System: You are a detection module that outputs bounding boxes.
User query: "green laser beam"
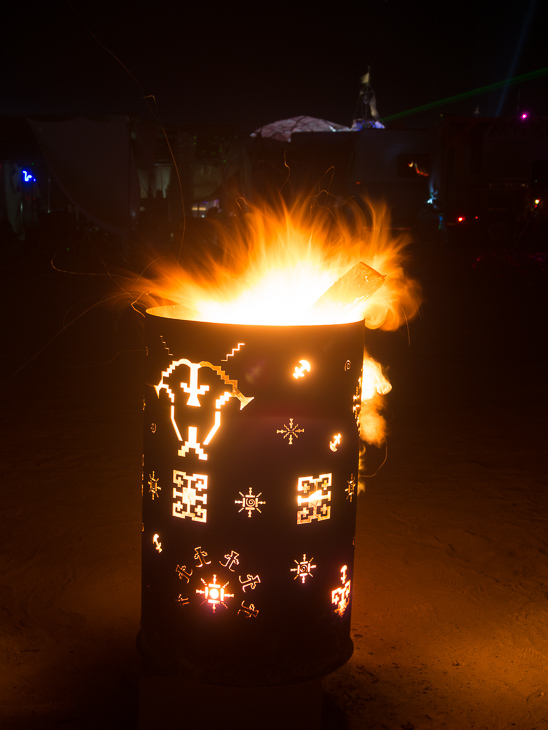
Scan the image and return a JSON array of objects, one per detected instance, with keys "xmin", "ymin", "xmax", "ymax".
[{"xmin": 383, "ymin": 67, "xmax": 548, "ymax": 122}]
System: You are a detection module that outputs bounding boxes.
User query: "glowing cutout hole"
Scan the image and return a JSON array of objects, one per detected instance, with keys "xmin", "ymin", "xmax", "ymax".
[{"xmin": 292, "ymin": 359, "xmax": 311, "ymax": 379}]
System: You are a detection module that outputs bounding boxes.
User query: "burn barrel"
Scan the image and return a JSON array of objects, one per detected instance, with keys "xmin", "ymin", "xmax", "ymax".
[{"xmin": 139, "ymin": 305, "xmax": 364, "ymax": 687}]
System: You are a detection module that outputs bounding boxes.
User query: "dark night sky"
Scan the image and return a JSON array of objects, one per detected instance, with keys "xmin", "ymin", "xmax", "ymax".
[{"xmin": 2, "ymin": 0, "xmax": 546, "ymax": 130}]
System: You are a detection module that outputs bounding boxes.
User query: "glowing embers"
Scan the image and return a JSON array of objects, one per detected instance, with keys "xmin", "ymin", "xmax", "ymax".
[
  {"xmin": 292, "ymin": 359, "xmax": 311, "ymax": 379},
  {"xmin": 297, "ymin": 473, "xmax": 332, "ymax": 524},
  {"xmin": 173, "ymin": 471, "xmax": 208, "ymax": 522},
  {"xmin": 197, "ymin": 575, "xmax": 234, "ymax": 612},
  {"xmin": 291, "ymin": 554, "xmax": 316, "ymax": 583},
  {"xmin": 276, "ymin": 417, "xmax": 305, "ymax": 445},
  {"xmin": 154, "ymin": 351, "xmax": 253, "ymax": 461},
  {"xmin": 148, "ymin": 471, "xmax": 161, "ymax": 500},
  {"xmin": 331, "ymin": 565, "xmax": 351, "ymax": 617},
  {"xmin": 235, "ymin": 487, "xmax": 265, "ymax": 517}
]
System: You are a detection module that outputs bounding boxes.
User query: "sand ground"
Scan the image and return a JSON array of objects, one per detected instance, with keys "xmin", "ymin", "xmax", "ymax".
[{"xmin": 1, "ymin": 234, "xmax": 547, "ymax": 729}]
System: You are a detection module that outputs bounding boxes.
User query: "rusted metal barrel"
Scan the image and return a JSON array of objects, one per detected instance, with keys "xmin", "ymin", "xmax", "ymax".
[{"xmin": 139, "ymin": 305, "xmax": 363, "ymax": 687}]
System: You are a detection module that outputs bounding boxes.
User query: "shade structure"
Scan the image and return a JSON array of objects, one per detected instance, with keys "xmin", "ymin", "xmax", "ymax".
[{"xmin": 139, "ymin": 306, "xmax": 364, "ymax": 686}]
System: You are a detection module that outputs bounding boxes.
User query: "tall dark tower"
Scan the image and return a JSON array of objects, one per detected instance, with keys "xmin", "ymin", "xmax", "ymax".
[{"xmin": 352, "ymin": 68, "xmax": 385, "ymax": 130}]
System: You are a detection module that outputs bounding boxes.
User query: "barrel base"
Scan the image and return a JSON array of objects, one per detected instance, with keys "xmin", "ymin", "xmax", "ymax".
[{"xmin": 138, "ymin": 674, "xmax": 322, "ymax": 730}]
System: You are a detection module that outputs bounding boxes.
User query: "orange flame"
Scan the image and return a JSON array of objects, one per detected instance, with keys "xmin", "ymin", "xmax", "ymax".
[
  {"xmin": 138, "ymin": 197, "xmax": 421, "ymax": 329},
  {"xmin": 359, "ymin": 354, "xmax": 392, "ymax": 447},
  {"xmin": 132, "ymin": 197, "xmax": 420, "ymax": 465}
]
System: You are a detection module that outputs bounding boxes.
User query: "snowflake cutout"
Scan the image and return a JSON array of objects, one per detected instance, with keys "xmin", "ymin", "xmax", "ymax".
[{"xmin": 276, "ymin": 417, "xmax": 304, "ymax": 445}]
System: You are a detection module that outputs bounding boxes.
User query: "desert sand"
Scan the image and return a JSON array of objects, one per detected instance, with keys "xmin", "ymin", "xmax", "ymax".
[{"xmin": 1, "ymin": 234, "xmax": 547, "ymax": 729}]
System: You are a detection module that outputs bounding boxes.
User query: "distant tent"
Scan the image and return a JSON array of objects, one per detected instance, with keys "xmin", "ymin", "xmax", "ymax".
[
  {"xmin": 251, "ymin": 116, "xmax": 352, "ymax": 143},
  {"xmin": 28, "ymin": 116, "xmax": 156, "ymax": 237}
]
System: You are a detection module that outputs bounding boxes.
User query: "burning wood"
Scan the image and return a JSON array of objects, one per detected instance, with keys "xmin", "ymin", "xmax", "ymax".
[{"xmin": 311, "ymin": 261, "xmax": 385, "ymax": 317}]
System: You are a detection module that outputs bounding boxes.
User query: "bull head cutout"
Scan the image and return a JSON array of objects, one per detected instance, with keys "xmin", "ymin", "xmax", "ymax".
[{"xmin": 155, "ymin": 358, "xmax": 253, "ymax": 460}]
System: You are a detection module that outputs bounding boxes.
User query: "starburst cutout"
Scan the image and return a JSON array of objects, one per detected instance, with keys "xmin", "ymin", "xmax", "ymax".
[
  {"xmin": 235, "ymin": 487, "xmax": 265, "ymax": 517},
  {"xmin": 291, "ymin": 554, "xmax": 316, "ymax": 583},
  {"xmin": 196, "ymin": 575, "xmax": 234, "ymax": 612}
]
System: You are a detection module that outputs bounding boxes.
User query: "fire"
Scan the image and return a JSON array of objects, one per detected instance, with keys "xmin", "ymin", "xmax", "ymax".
[
  {"xmin": 362, "ymin": 356, "xmax": 392, "ymax": 401},
  {"xmin": 359, "ymin": 355, "xmax": 392, "ymax": 447},
  {"xmin": 138, "ymin": 197, "xmax": 421, "ymax": 330},
  {"xmin": 134, "ymin": 196, "xmax": 420, "ymax": 455}
]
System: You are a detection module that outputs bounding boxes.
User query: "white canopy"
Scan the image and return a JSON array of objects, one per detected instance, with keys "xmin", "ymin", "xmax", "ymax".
[{"xmin": 251, "ymin": 115, "xmax": 352, "ymax": 142}]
